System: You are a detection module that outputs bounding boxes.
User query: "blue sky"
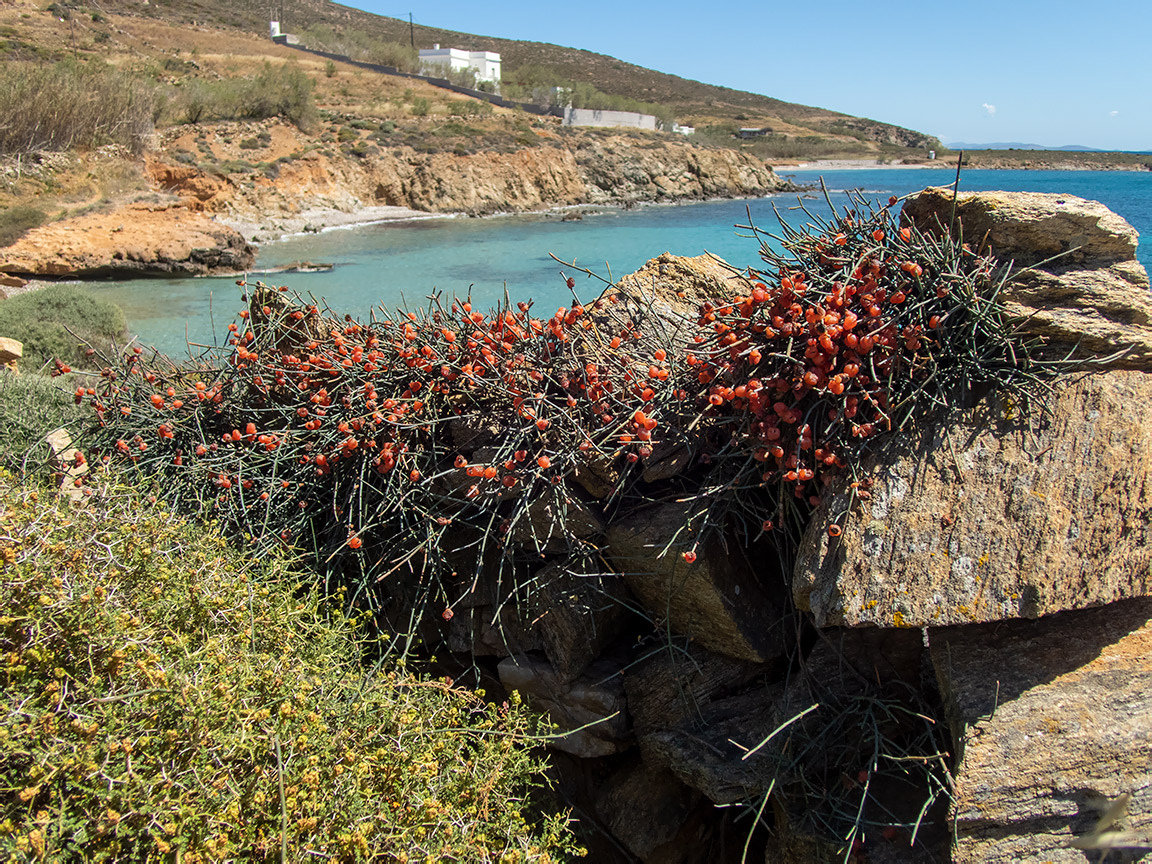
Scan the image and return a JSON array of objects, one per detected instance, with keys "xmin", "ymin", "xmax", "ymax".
[{"xmin": 343, "ymin": 0, "xmax": 1150, "ymax": 151}]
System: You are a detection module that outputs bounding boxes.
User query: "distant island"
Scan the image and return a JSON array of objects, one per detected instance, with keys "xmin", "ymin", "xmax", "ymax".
[{"xmin": 946, "ymin": 141, "xmax": 1109, "ymax": 152}]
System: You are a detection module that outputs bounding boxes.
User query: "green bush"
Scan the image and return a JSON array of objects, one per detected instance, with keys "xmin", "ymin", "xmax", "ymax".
[
  {"xmin": 0, "ymin": 60, "xmax": 161, "ymax": 155},
  {"xmin": 0, "ymin": 371, "xmax": 81, "ymax": 471},
  {"xmin": 367, "ymin": 41, "xmax": 418, "ymax": 72},
  {"xmin": 410, "ymin": 96, "xmax": 430, "ymax": 117},
  {"xmin": 296, "ymin": 24, "xmax": 417, "ymax": 72},
  {"xmin": 173, "ymin": 64, "xmax": 317, "ymax": 132},
  {"xmin": 0, "ymin": 284, "xmax": 127, "ymax": 372},
  {"xmin": 448, "ymin": 99, "xmax": 494, "ymax": 119},
  {"xmin": 0, "ymin": 205, "xmax": 47, "ymax": 248},
  {"xmin": 0, "ymin": 472, "xmax": 578, "ymax": 861}
]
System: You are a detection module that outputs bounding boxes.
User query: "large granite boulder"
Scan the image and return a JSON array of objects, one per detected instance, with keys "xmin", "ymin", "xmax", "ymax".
[
  {"xmin": 794, "ymin": 370, "xmax": 1152, "ymax": 627},
  {"xmin": 796, "ymin": 189, "xmax": 1152, "ymax": 628},
  {"xmin": 902, "ymin": 187, "xmax": 1139, "ymax": 268},
  {"xmin": 904, "ymin": 187, "xmax": 1152, "ymax": 368},
  {"xmin": 929, "ymin": 598, "xmax": 1152, "ymax": 862}
]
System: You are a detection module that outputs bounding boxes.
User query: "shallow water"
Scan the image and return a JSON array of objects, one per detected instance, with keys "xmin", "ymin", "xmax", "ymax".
[{"xmin": 84, "ymin": 168, "xmax": 1152, "ymax": 358}]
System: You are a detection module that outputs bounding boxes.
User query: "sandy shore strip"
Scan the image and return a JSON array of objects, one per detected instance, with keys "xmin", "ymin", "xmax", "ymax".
[
  {"xmin": 220, "ymin": 205, "xmax": 443, "ymax": 244},
  {"xmin": 773, "ymin": 159, "xmax": 939, "ymax": 172}
]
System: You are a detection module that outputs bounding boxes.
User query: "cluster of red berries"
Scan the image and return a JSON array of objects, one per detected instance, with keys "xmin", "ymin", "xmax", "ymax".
[{"xmin": 82, "ymin": 198, "xmax": 1002, "ymax": 582}]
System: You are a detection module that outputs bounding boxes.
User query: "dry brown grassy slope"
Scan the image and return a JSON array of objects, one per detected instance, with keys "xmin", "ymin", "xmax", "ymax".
[
  {"xmin": 0, "ymin": 0, "xmax": 942, "ymax": 245},
  {"xmin": 73, "ymin": 0, "xmax": 938, "ymax": 154}
]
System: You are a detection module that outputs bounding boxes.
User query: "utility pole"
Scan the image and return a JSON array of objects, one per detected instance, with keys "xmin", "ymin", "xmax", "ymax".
[{"xmin": 409, "ymin": 13, "xmax": 414, "ymax": 48}]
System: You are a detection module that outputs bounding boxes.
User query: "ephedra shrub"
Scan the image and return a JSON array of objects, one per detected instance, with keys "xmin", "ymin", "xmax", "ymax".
[{"xmin": 75, "ymin": 191, "xmax": 1082, "ymax": 646}]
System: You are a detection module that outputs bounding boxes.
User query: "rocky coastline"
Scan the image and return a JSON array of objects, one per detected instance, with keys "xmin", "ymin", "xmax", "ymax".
[{"xmin": 0, "ymin": 126, "xmax": 794, "ymax": 283}]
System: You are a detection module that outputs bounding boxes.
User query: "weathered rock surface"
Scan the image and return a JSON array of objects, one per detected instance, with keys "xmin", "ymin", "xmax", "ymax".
[
  {"xmin": 904, "ymin": 187, "xmax": 1152, "ymax": 369},
  {"xmin": 930, "ymin": 598, "xmax": 1152, "ymax": 862},
  {"xmin": 615, "ymin": 251, "xmax": 752, "ymax": 316},
  {"xmin": 623, "ymin": 643, "xmax": 771, "ymax": 736},
  {"xmin": 639, "ymin": 636, "xmax": 893, "ymax": 805},
  {"xmin": 794, "ymin": 370, "xmax": 1152, "ymax": 627},
  {"xmin": 575, "ymin": 136, "xmax": 789, "ymax": 206},
  {"xmin": 524, "ymin": 561, "xmax": 629, "ymax": 684},
  {"xmin": 497, "ymin": 655, "xmax": 629, "ymax": 757},
  {"xmin": 188, "ymin": 125, "xmax": 791, "ymax": 230},
  {"xmin": 903, "ymin": 187, "xmax": 1140, "ymax": 268},
  {"xmin": 45, "ymin": 427, "xmax": 88, "ymax": 502},
  {"xmin": 0, "ymin": 204, "xmax": 254, "ymax": 278},
  {"xmin": 594, "ymin": 759, "xmax": 700, "ymax": 861},
  {"xmin": 1000, "ymin": 262, "xmax": 1152, "ymax": 369},
  {"xmin": 0, "ymin": 337, "xmax": 22, "ymax": 373},
  {"xmin": 606, "ymin": 503, "xmax": 786, "ymax": 663},
  {"xmin": 640, "ymin": 686, "xmax": 784, "ymax": 804},
  {"xmin": 368, "ymin": 146, "xmax": 587, "ymax": 215}
]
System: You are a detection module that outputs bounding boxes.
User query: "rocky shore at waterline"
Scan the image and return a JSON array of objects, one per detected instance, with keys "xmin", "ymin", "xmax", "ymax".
[{"xmin": 0, "ymin": 127, "xmax": 793, "ymax": 282}]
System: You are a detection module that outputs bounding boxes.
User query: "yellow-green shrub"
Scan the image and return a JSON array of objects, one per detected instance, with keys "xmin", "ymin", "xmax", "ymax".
[{"xmin": 0, "ymin": 473, "xmax": 577, "ymax": 862}]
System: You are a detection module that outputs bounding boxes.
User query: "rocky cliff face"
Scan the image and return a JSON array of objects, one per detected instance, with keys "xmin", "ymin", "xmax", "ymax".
[
  {"xmin": 0, "ymin": 126, "xmax": 790, "ymax": 280},
  {"xmin": 571, "ymin": 135, "xmax": 786, "ymax": 206},
  {"xmin": 0, "ymin": 203, "xmax": 253, "ymax": 279},
  {"xmin": 210, "ymin": 131, "xmax": 791, "ymax": 223}
]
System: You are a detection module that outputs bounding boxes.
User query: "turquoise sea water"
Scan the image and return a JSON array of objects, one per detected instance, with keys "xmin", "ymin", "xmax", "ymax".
[{"xmin": 86, "ymin": 168, "xmax": 1152, "ymax": 358}]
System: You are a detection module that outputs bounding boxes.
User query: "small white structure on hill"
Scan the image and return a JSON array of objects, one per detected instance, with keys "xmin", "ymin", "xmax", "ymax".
[
  {"xmin": 418, "ymin": 44, "xmax": 501, "ymax": 85},
  {"xmin": 269, "ymin": 20, "xmax": 299, "ymax": 45}
]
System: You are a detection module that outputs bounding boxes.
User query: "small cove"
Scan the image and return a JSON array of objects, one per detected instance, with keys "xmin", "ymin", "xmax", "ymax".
[{"xmin": 85, "ymin": 168, "xmax": 1152, "ymax": 358}]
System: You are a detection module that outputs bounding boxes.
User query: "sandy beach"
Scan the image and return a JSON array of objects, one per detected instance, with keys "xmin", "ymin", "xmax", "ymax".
[
  {"xmin": 220, "ymin": 205, "xmax": 444, "ymax": 244},
  {"xmin": 772, "ymin": 159, "xmax": 939, "ymax": 172}
]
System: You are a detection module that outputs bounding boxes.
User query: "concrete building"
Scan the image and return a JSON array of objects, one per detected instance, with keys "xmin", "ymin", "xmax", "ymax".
[{"xmin": 418, "ymin": 44, "xmax": 501, "ymax": 85}]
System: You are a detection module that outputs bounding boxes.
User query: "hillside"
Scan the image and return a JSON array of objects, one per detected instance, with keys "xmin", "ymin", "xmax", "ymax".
[
  {"xmin": 82, "ymin": 0, "xmax": 940, "ymax": 156},
  {"xmin": 0, "ymin": 0, "xmax": 945, "ymax": 280}
]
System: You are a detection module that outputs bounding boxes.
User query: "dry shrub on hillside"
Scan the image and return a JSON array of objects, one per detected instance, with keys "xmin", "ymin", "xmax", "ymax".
[
  {"xmin": 0, "ymin": 60, "xmax": 161, "ymax": 155},
  {"xmin": 0, "ymin": 472, "xmax": 578, "ymax": 861}
]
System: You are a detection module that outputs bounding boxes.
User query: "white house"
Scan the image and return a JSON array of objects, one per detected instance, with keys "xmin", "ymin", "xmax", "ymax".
[{"xmin": 418, "ymin": 44, "xmax": 501, "ymax": 85}]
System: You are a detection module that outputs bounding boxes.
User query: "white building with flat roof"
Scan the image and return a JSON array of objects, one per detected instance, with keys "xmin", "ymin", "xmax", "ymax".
[{"xmin": 418, "ymin": 44, "xmax": 501, "ymax": 84}]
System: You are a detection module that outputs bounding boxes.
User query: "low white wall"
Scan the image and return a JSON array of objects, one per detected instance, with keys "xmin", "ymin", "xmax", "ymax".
[{"xmin": 563, "ymin": 108, "xmax": 657, "ymax": 130}]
